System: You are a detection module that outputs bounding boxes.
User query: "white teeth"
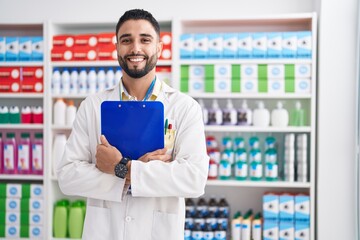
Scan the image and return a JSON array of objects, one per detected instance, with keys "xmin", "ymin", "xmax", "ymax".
[{"xmin": 128, "ymin": 58, "xmax": 144, "ymax": 62}]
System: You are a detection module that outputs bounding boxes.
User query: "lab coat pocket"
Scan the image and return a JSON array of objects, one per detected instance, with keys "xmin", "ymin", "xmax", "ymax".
[
  {"xmin": 151, "ymin": 211, "xmax": 179, "ymax": 240},
  {"xmin": 164, "ymin": 118, "xmax": 176, "ymax": 155},
  {"xmin": 82, "ymin": 205, "xmax": 111, "ymax": 240}
]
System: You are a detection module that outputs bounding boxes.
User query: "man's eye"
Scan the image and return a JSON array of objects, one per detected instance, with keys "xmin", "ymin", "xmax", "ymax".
[
  {"xmin": 142, "ymin": 39, "xmax": 151, "ymax": 43},
  {"xmin": 121, "ymin": 39, "xmax": 130, "ymax": 43}
]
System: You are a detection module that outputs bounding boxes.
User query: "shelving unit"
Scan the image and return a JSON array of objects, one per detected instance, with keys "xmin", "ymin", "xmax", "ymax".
[{"xmin": 173, "ymin": 13, "xmax": 317, "ymax": 239}]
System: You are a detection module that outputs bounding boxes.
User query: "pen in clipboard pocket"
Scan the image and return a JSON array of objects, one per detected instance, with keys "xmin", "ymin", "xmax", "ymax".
[{"xmin": 164, "ymin": 118, "xmax": 168, "ymax": 135}]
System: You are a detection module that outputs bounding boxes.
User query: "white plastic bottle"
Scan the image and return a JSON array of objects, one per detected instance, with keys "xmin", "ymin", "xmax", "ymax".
[
  {"xmin": 53, "ymin": 98, "xmax": 66, "ymax": 126},
  {"xmin": 97, "ymin": 67, "xmax": 106, "ymax": 92},
  {"xmin": 223, "ymin": 99, "xmax": 237, "ymax": 125},
  {"xmin": 52, "ymin": 68, "xmax": 61, "ymax": 94},
  {"xmin": 198, "ymin": 99, "xmax": 208, "ymax": 125},
  {"xmin": 105, "ymin": 67, "xmax": 115, "ymax": 89},
  {"xmin": 114, "ymin": 67, "xmax": 122, "ymax": 86},
  {"xmin": 208, "ymin": 99, "xmax": 223, "ymax": 125},
  {"xmin": 66, "ymin": 100, "xmax": 77, "ymax": 126},
  {"xmin": 252, "ymin": 101, "xmax": 270, "ymax": 127},
  {"xmin": 70, "ymin": 68, "xmax": 79, "ymax": 94},
  {"xmin": 52, "ymin": 134, "xmax": 67, "ymax": 177},
  {"xmin": 60, "ymin": 68, "xmax": 70, "ymax": 95},
  {"xmin": 88, "ymin": 67, "xmax": 97, "ymax": 94},
  {"xmin": 237, "ymin": 100, "xmax": 252, "ymax": 126},
  {"xmin": 78, "ymin": 68, "xmax": 88, "ymax": 94},
  {"xmin": 271, "ymin": 101, "xmax": 289, "ymax": 127}
]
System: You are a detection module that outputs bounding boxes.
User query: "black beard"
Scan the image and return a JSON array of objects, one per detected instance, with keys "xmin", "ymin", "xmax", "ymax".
[{"xmin": 118, "ymin": 53, "xmax": 157, "ymax": 78}]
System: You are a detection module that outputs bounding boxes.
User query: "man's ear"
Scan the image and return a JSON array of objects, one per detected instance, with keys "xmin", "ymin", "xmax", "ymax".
[{"xmin": 157, "ymin": 41, "xmax": 163, "ymax": 58}]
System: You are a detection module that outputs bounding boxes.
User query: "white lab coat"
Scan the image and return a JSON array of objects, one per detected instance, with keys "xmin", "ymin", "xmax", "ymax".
[{"xmin": 56, "ymin": 80, "xmax": 209, "ymax": 240}]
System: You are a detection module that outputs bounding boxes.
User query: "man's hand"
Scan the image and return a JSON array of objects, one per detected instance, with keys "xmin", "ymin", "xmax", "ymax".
[
  {"xmin": 96, "ymin": 135, "xmax": 122, "ymax": 175},
  {"xmin": 138, "ymin": 148, "xmax": 172, "ymax": 163}
]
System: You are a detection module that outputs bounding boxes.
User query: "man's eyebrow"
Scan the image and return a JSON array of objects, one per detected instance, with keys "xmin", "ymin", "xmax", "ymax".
[
  {"xmin": 140, "ymin": 33, "xmax": 154, "ymax": 38},
  {"xmin": 119, "ymin": 33, "xmax": 131, "ymax": 40}
]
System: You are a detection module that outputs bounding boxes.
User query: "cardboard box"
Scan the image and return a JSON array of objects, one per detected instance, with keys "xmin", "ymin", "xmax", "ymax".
[
  {"xmin": 53, "ymin": 34, "xmax": 75, "ymax": 48},
  {"xmin": 268, "ymin": 64, "xmax": 285, "ymax": 79},
  {"xmin": 208, "ymin": 33, "xmax": 223, "ymax": 58},
  {"xmin": 238, "ymin": 33, "xmax": 252, "ymax": 58},
  {"xmin": 21, "ymin": 67, "xmax": 44, "ymax": 92},
  {"xmin": 282, "ymin": 32, "xmax": 297, "ymax": 58},
  {"xmin": 222, "ymin": 33, "xmax": 237, "ymax": 58},
  {"xmin": 188, "ymin": 79, "xmax": 204, "ymax": 93},
  {"xmin": 215, "ymin": 64, "xmax": 231, "ymax": 78},
  {"xmin": 6, "ymin": 225, "xmax": 19, "ymax": 238},
  {"xmin": 263, "ymin": 220, "xmax": 279, "ymax": 240},
  {"xmin": 295, "ymin": 64, "xmax": 311, "ymax": 78},
  {"xmin": 160, "ymin": 32, "xmax": 172, "ymax": 47},
  {"xmin": 189, "ymin": 65, "xmax": 205, "ymax": 79},
  {"xmin": 6, "ymin": 212, "xmax": 20, "ymax": 225},
  {"xmin": 268, "ymin": 79, "xmax": 285, "ymax": 94},
  {"xmin": 6, "ymin": 198, "xmax": 20, "ymax": 212},
  {"xmin": 279, "ymin": 221, "xmax": 294, "ymax": 240},
  {"xmin": 295, "ymin": 79, "xmax": 311, "ymax": 93},
  {"xmin": 295, "ymin": 222, "xmax": 310, "ymax": 240},
  {"xmin": 241, "ymin": 79, "xmax": 258, "ymax": 93},
  {"xmin": 267, "ymin": 32, "xmax": 282, "ymax": 58},
  {"xmin": 297, "ymin": 31, "xmax": 312, "ymax": 58},
  {"xmin": 5, "ymin": 37, "xmax": 19, "ymax": 61},
  {"xmin": 75, "ymin": 34, "xmax": 98, "ymax": 47},
  {"xmin": 51, "ymin": 47, "xmax": 73, "ymax": 61},
  {"xmin": 241, "ymin": 64, "xmax": 258, "ymax": 79},
  {"xmin": 214, "ymin": 78, "xmax": 231, "ymax": 93},
  {"xmin": 194, "ymin": 34, "xmax": 208, "ymax": 58},
  {"xmin": 180, "ymin": 34, "xmax": 194, "ymax": 59},
  {"xmin": 252, "ymin": 33, "xmax": 267, "ymax": 58},
  {"xmin": 295, "ymin": 194, "xmax": 310, "ymax": 222},
  {"xmin": 19, "ymin": 37, "xmax": 32, "ymax": 61},
  {"xmin": 0, "ymin": 67, "xmax": 21, "ymax": 92},
  {"xmin": 263, "ymin": 193, "xmax": 279, "ymax": 220},
  {"xmin": 97, "ymin": 45, "xmax": 117, "ymax": 60},
  {"xmin": 279, "ymin": 194, "xmax": 295, "ymax": 221},
  {"xmin": 31, "ymin": 37, "xmax": 43, "ymax": 61},
  {"xmin": 73, "ymin": 46, "xmax": 97, "ymax": 61}
]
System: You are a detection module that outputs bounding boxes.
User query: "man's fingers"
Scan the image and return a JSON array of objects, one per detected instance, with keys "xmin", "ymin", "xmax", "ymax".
[{"xmin": 100, "ymin": 135, "xmax": 111, "ymax": 147}]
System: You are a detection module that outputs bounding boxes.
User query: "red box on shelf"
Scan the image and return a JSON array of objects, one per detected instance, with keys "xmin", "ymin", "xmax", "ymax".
[
  {"xmin": 97, "ymin": 32, "xmax": 117, "ymax": 46},
  {"xmin": 51, "ymin": 47, "xmax": 73, "ymax": 61},
  {"xmin": 75, "ymin": 34, "xmax": 98, "ymax": 47},
  {"xmin": 21, "ymin": 67, "xmax": 44, "ymax": 92},
  {"xmin": 160, "ymin": 45, "xmax": 172, "ymax": 60},
  {"xmin": 73, "ymin": 46, "xmax": 97, "ymax": 61},
  {"xmin": 53, "ymin": 35, "xmax": 75, "ymax": 48},
  {"xmin": 160, "ymin": 32, "xmax": 172, "ymax": 47},
  {"xmin": 97, "ymin": 45, "xmax": 117, "ymax": 61},
  {"xmin": 0, "ymin": 67, "xmax": 21, "ymax": 92}
]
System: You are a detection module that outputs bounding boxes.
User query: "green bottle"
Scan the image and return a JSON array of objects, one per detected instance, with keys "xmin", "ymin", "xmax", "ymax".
[
  {"xmin": 53, "ymin": 199, "xmax": 70, "ymax": 238},
  {"xmin": 290, "ymin": 101, "xmax": 305, "ymax": 126},
  {"xmin": 68, "ymin": 200, "xmax": 85, "ymax": 238}
]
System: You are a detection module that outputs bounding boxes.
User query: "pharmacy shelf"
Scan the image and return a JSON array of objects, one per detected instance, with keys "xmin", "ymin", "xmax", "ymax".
[
  {"xmin": 52, "ymin": 94, "xmax": 88, "ymax": 99},
  {"xmin": 204, "ymin": 125, "xmax": 311, "ymax": 132},
  {"xmin": 189, "ymin": 93, "xmax": 312, "ymax": 99},
  {"xmin": 206, "ymin": 179, "xmax": 310, "ymax": 188},
  {"xmin": 50, "ymin": 60, "xmax": 172, "ymax": 67},
  {"xmin": 0, "ymin": 93, "xmax": 44, "ymax": 98},
  {"xmin": 0, "ymin": 62, "xmax": 43, "ymax": 67},
  {"xmin": 0, "ymin": 124, "xmax": 44, "ymax": 129},
  {"xmin": 179, "ymin": 58, "xmax": 312, "ymax": 65},
  {"xmin": 0, "ymin": 174, "xmax": 43, "ymax": 181}
]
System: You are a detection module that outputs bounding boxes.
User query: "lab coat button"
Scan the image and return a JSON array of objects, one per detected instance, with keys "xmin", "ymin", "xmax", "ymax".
[{"xmin": 125, "ymin": 216, "xmax": 131, "ymax": 222}]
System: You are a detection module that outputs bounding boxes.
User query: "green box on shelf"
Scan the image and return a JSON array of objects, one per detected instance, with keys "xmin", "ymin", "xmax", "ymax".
[
  {"xmin": 285, "ymin": 78, "xmax": 295, "ymax": 92},
  {"xmin": 258, "ymin": 64, "xmax": 267, "ymax": 80},
  {"xmin": 180, "ymin": 81, "xmax": 189, "ymax": 93},
  {"xmin": 231, "ymin": 64, "xmax": 241, "ymax": 78},
  {"xmin": 285, "ymin": 64, "xmax": 295, "ymax": 78},
  {"xmin": 258, "ymin": 79, "xmax": 268, "ymax": 93},
  {"xmin": 205, "ymin": 79, "xmax": 214, "ymax": 93},
  {"xmin": 180, "ymin": 65, "xmax": 189, "ymax": 79},
  {"xmin": 205, "ymin": 65, "xmax": 215, "ymax": 79}
]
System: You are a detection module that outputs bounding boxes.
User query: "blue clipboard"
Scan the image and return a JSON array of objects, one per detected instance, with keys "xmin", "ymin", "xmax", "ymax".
[{"xmin": 101, "ymin": 101, "xmax": 165, "ymax": 160}]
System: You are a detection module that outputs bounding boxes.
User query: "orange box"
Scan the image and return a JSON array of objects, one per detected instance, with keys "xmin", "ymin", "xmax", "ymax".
[
  {"xmin": 51, "ymin": 47, "xmax": 73, "ymax": 61},
  {"xmin": 75, "ymin": 34, "xmax": 98, "ymax": 47},
  {"xmin": 97, "ymin": 33, "xmax": 117, "ymax": 46},
  {"xmin": 53, "ymin": 35, "xmax": 75, "ymax": 48},
  {"xmin": 0, "ymin": 67, "xmax": 21, "ymax": 92},
  {"xmin": 73, "ymin": 46, "xmax": 97, "ymax": 61},
  {"xmin": 21, "ymin": 67, "xmax": 44, "ymax": 92},
  {"xmin": 97, "ymin": 45, "xmax": 117, "ymax": 60}
]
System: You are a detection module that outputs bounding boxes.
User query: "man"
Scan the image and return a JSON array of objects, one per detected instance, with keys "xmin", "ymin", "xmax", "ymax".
[{"xmin": 56, "ymin": 9, "xmax": 209, "ymax": 240}]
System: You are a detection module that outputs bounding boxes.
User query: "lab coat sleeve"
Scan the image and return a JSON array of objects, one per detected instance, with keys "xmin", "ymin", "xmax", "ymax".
[
  {"xmin": 56, "ymin": 98, "xmax": 127, "ymax": 202},
  {"xmin": 131, "ymin": 100, "xmax": 209, "ymax": 198}
]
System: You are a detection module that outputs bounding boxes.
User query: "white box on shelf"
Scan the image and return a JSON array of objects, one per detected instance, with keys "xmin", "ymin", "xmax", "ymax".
[
  {"xmin": 267, "ymin": 32, "xmax": 282, "ymax": 58},
  {"xmin": 188, "ymin": 79, "xmax": 204, "ymax": 93},
  {"xmin": 282, "ymin": 32, "xmax": 297, "ymax": 58},
  {"xmin": 29, "ymin": 199, "xmax": 44, "ymax": 212},
  {"xmin": 295, "ymin": 79, "xmax": 311, "ymax": 93},
  {"xmin": 241, "ymin": 64, "xmax": 258, "ymax": 79},
  {"xmin": 30, "ymin": 184, "xmax": 44, "ymax": 199},
  {"xmin": 215, "ymin": 64, "xmax": 231, "ymax": 78},
  {"xmin": 252, "ymin": 32, "xmax": 267, "ymax": 58},
  {"xmin": 222, "ymin": 33, "xmax": 237, "ymax": 58},
  {"xmin": 214, "ymin": 78, "xmax": 231, "ymax": 93},
  {"xmin": 268, "ymin": 79, "xmax": 285, "ymax": 94},
  {"xmin": 268, "ymin": 64, "xmax": 285, "ymax": 79},
  {"xmin": 238, "ymin": 32, "xmax": 252, "ymax": 58},
  {"xmin": 241, "ymin": 79, "xmax": 258, "ymax": 93},
  {"xmin": 295, "ymin": 64, "xmax": 311, "ymax": 78},
  {"xmin": 6, "ymin": 212, "xmax": 20, "ymax": 225},
  {"xmin": 6, "ymin": 198, "xmax": 20, "ymax": 212},
  {"xmin": 189, "ymin": 65, "xmax": 205, "ymax": 79},
  {"xmin": 30, "ymin": 225, "xmax": 43, "ymax": 238},
  {"xmin": 30, "ymin": 212, "xmax": 44, "ymax": 225},
  {"xmin": 6, "ymin": 225, "xmax": 20, "ymax": 238},
  {"xmin": 208, "ymin": 33, "xmax": 223, "ymax": 58},
  {"xmin": 7, "ymin": 184, "xmax": 22, "ymax": 198},
  {"xmin": 180, "ymin": 34, "xmax": 194, "ymax": 59},
  {"xmin": 194, "ymin": 34, "xmax": 208, "ymax": 58},
  {"xmin": 297, "ymin": 31, "xmax": 312, "ymax": 58}
]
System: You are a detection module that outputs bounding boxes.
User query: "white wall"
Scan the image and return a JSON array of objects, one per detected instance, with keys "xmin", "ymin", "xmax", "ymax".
[
  {"xmin": 1, "ymin": 0, "xmax": 358, "ymax": 239},
  {"xmin": 316, "ymin": 0, "xmax": 357, "ymax": 239}
]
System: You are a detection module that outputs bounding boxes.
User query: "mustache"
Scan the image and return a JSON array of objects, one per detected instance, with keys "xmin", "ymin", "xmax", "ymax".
[{"xmin": 124, "ymin": 54, "xmax": 148, "ymax": 59}]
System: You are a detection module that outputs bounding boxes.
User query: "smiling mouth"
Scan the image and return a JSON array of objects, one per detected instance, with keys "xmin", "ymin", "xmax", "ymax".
[{"xmin": 127, "ymin": 55, "xmax": 146, "ymax": 63}]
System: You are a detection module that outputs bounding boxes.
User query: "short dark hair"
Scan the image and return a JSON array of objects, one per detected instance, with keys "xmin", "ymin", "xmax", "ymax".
[{"xmin": 115, "ymin": 9, "xmax": 160, "ymax": 40}]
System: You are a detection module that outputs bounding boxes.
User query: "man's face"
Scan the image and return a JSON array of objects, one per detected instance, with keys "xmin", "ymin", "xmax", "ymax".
[{"xmin": 116, "ymin": 19, "xmax": 162, "ymax": 79}]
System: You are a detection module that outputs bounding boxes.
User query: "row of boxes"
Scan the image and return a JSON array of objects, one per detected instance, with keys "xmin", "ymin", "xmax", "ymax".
[
  {"xmin": 263, "ymin": 220, "xmax": 309, "ymax": 240},
  {"xmin": 0, "ymin": 184, "xmax": 43, "ymax": 199},
  {"xmin": 181, "ymin": 64, "xmax": 311, "ymax": 80},
  {"xmin": 0, "ymin": 36, "xmax": 44, "ymax": 62},
  {"xmin": 181, "ymin": 78, "xmax": 310, "ymax": 94},
  {"xmin": 0, "ymin": 225, "xmax": 43, "ymax": 238},
  {"xmin": 0, "ymin": 66, "xmax": 43, "ymax": 93},
  {"xmin": 180, "ymin": 31, "xmax": 312, "ymax": 59}
]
